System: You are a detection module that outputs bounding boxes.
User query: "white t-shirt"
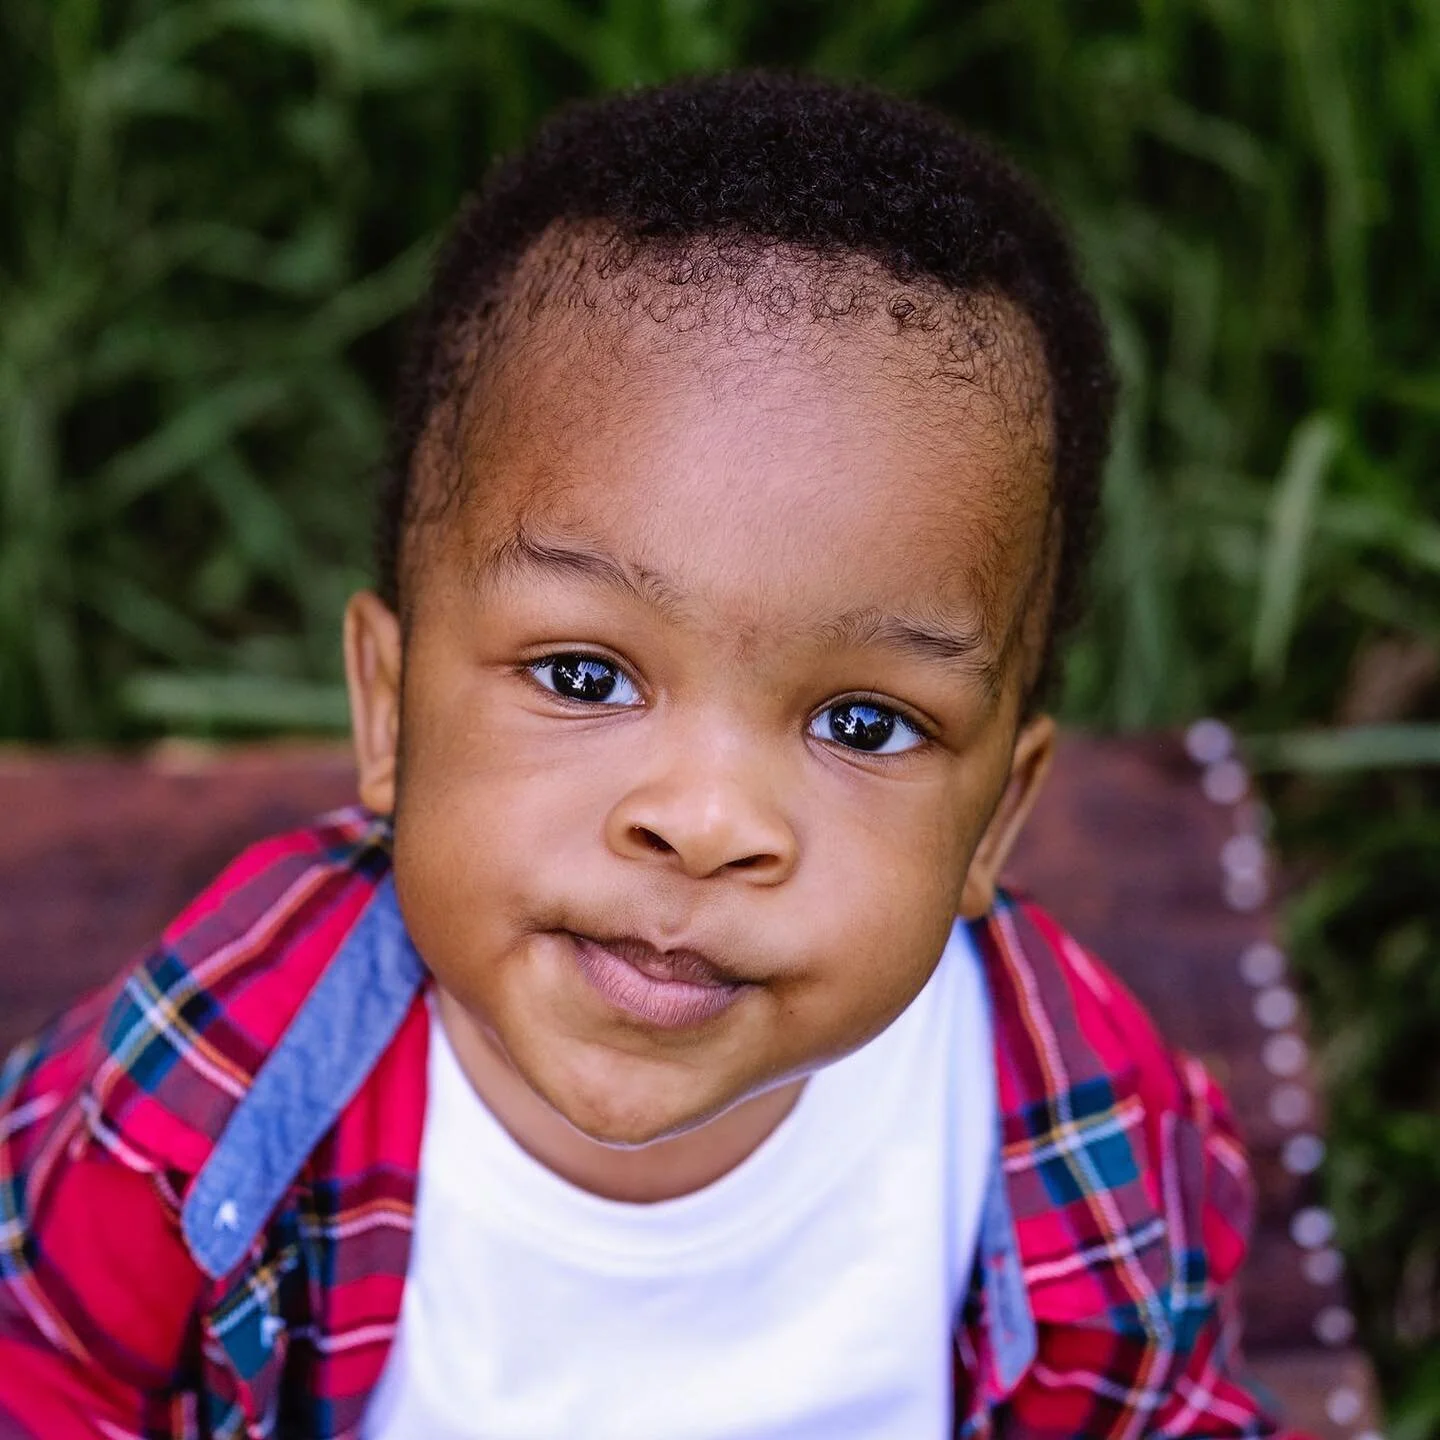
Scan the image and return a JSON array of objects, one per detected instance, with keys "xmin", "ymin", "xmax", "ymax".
[{"xmin": 363, "ymin": 920, "xmax": 994, "ymax": 1440}]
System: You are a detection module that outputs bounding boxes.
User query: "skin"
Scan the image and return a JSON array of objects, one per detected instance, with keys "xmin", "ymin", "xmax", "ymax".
[{"xmin": 344, "ymin": 282, "xmax": 1057, "ymax": 1202}]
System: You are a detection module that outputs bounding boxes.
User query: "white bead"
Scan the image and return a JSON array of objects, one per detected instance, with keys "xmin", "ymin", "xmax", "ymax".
[
  {"xmin": 1314, "ymin": 1304, "xmax": 1356, "ymax": 1346},
  {"xmin": 1185, "ymin": 718, "xmax": 1234, "ymax": 766},
  {"xmin": 1202, "ymin": 759, "xmax": 1248, "ymax": 804},
  {"xmin": 1282, "ymin": 1133, "xmax": 1326, "ymax": 1176},
  {"xmin": 1239, "ymin": 941, "xmax": 1286, "ymax": 987},
  {"xmin": 1263, "ymin": 1033, "xmax": 1308, "ymax": 1077},
  {"xmin": 1254, "ymin": 986, "xmax": 1299, "ymax": 1029},
  {"xmin": 1303, "ymin": 1247, "xmax": 1343, "ymax": 1286},
  {"xmin": 1224, "ymin": 871, "xmax": 1269, "ymax": 912},
  {"xmin": 1326, "ymin": 1386, "xmax": 1363, "ymax": 1425},
  {"xmin": 1269, "ymin": 1083, "xmax": 1312, "ymax": 1127},
  {"xmin": 1221, "ymin": 833, "xmax": 1267, "ymax": 877},
  {"xmin": 1291, "ymin": 1205, "xmax": 1336, "ymax": 1250}
]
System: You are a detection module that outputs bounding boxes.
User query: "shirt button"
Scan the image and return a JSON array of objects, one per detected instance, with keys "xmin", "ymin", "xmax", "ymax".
[{"xmin": 214, "ymin": 1199, "xmax": 240, "ymax": 1232}]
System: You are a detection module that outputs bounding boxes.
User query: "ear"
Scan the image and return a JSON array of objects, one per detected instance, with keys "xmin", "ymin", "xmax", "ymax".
[
  {"xmin": 343, "ymin": 591, "xmax": 403, "ymax": 817},
  {"xmin": 957, "ymin": 713, "xmax": 1056, "ymax": 919}
]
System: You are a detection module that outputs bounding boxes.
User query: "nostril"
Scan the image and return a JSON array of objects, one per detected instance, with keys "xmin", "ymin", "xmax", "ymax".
[{"xmin": 633, "ymin": 826, "xmax": 674, "ymax": 855}]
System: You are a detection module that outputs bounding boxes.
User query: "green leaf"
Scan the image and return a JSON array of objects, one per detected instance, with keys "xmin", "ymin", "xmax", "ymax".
[
  {"xmin": 1250, "ymin": 413, "xmax": 1342, "ymax": 685},
  {"xmin": 1245, "ymin": 724, "xmax": 1440, "ymax": 773},
  {"xmin": 119, "ymin": 672, "xmax": 350, "ymax": 732},
  {"xmin": 93, "ymin": 377, "xmax": 291, "ymax": 513}
]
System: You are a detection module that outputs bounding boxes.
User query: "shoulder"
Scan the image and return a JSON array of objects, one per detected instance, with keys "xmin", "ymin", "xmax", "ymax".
[
  {"xmin": 974, "ymin": 892, "xmax": 1196, "ymax": 1118},
  {"xmin": 975, "ymin": 891, "xmax": 1254, "ymax": 1288},
  {"xmin": 976, "ymin": 899, "xmax": 1297, "ymax": 1439},
  {"xmin": 12, "ymin": 807, "xmax": 395, "ymax": 1182}
]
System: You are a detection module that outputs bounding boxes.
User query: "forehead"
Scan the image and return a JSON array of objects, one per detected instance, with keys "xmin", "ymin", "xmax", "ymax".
[{"xmin": 420, "ymin": 244, "xmax": 1055, "ymax": 660}]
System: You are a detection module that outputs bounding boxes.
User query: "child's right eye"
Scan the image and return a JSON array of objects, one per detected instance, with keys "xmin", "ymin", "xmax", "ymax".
[{"xmin": 527, "ymin": 654, "xmax": 641, "ymax": 706}]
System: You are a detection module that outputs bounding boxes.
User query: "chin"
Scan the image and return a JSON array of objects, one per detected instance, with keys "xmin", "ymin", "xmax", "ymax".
[
  {"xmin": 541, "ymin": 1060, "xmax": 715, "ymax": 1149},
  {"xmin": 556, "ymin": 1088, "xmax": 692, "ymax": 1149}
]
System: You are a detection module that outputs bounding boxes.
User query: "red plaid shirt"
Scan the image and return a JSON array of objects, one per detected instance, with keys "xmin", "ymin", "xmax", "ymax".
[{"xmin": 0, "ymin": 809, "xmax": 1307, "ymax": 1438}]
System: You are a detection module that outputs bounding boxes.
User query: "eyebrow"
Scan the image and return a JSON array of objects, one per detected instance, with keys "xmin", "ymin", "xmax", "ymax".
[
  {"xmin": 818, "ymin": 607, "xmax": 1000, "ymax": 692},
  {"xmin": 484, "ymin": 526, "xmax": 687, "ymax": 616},
  {"xmin": 482, "ymin": 524, "xmax": 1000, "ymax": 691}
]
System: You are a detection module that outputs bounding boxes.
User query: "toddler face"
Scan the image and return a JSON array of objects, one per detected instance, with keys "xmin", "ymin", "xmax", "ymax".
[{"xmin": 348, "ymin": 287, "xmax": 1056, "ymax": 1151}]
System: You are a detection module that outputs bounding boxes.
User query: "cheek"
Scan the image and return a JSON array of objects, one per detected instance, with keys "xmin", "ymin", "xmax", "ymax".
[
  {"xmin": 388, "ymin": 662, "xmax": 590, "ymax": 968},
  {"xmin": 766, "ymin": 798, "xmax": 973, "ymax": 1059},
  {"xmin": 815, "ymin": 770, "xmax": 977, "ymax": 913},
  {"xmin": 396, "ymin": 709, "xmax": 606, "ymax": 911},
  {"xmin": 398, "ymin": 629, "xmax": 604, "ymax": 817}
]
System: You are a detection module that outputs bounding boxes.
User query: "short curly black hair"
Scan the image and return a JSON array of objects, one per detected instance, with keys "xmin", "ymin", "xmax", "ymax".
[{"xmin": 380, "ymin": 70, "xmax": 1115, "ymax": 703}]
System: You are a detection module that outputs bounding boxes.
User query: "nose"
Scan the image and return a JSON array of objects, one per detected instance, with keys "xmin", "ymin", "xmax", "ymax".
[{"xmin": 604, "ymin": 736, "xmax": 799, "ymax": 884}]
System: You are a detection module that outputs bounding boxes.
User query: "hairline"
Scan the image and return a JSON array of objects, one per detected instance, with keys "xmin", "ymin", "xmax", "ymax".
[{"xmin": 398, "ymin": 223, "xmax": 1057, "ymax": 601}]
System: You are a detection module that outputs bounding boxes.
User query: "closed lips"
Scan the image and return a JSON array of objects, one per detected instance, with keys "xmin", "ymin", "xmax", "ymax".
[
  {"xmin": 568, "ymin": 934, "xmax": 750, "ymax": 1028},
  {"xmin": 579, "ymin": 935, "xmax": 741, "ymax": 988}
]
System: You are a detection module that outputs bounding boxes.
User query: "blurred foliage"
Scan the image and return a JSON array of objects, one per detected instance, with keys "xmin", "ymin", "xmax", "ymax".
[
  {"xmin": 3, "ymin": 0, "xmax": 1438, "ymax": 1421},
  {"xmin": 1286, "ymin": 779, "xmax": 1440, "ymax": 1435}
]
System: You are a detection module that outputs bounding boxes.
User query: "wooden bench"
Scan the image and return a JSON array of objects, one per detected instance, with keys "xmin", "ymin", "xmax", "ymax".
[{"xmin": 0, "ymin": 733, "xmax": 1380, "ymax": 1435}]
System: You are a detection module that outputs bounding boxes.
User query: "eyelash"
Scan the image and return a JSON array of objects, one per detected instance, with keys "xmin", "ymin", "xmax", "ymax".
[{"xmin": 524, "ymin": 653, "xmax": 932, "ymax": 758}]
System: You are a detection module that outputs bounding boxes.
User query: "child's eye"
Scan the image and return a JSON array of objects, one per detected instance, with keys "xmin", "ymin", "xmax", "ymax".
[
  {"xmin": 810, "ymin": 700, "xmax": 925, "ymax": 755},
  {"xmin": 528, "ymin": 654, "xmax": 641, "ymax": 706}
]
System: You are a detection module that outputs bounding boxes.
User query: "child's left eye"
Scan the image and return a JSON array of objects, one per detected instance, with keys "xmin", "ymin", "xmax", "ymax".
[
  {"xmin": 528, "ymin": 654, "xmax": 641, "ymax": 706},
  {"xmin": 810, "ymin": 700, "xmax": 925, "ymax": 755}
]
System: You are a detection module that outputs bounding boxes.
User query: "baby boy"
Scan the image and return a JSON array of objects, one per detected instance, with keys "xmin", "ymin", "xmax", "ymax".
[{"xmin": 0, "ymin": 72, "xmax": 1306, "ymax": 1439}]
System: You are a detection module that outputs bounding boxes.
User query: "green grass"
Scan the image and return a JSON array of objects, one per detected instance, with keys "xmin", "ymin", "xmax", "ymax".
[{"xmin": 3, "ymin": 0, "xmax": 1438, "ymax": 1420}]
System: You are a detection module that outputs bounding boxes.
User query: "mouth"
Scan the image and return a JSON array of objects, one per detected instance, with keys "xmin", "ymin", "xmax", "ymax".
[{"xmin": 566, "ymin": 932, "xmax": 750, "ymax": 1029}]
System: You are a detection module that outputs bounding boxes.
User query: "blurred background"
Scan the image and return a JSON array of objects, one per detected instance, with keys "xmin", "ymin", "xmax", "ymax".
[{"xmin": 2, "ymin": 0, "xmax": 1437, "ymax": 1425}]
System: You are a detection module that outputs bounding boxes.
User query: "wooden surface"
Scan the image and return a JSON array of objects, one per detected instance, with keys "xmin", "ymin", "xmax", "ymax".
[
  {"xmin": 1006, "ymin": 732, "xmax": 1379, "ymax": 1434},
  {"xmin": 0, "ymin": 744, "xmax": 357, "ymax": 1051},
  {"xmin": 1008, "ymin": 734, "xmax": 1322, "ymax": 1347},
  {"xmin": 0, "ymin": 734, "xmax": 1380, "ymax": 1433}
]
